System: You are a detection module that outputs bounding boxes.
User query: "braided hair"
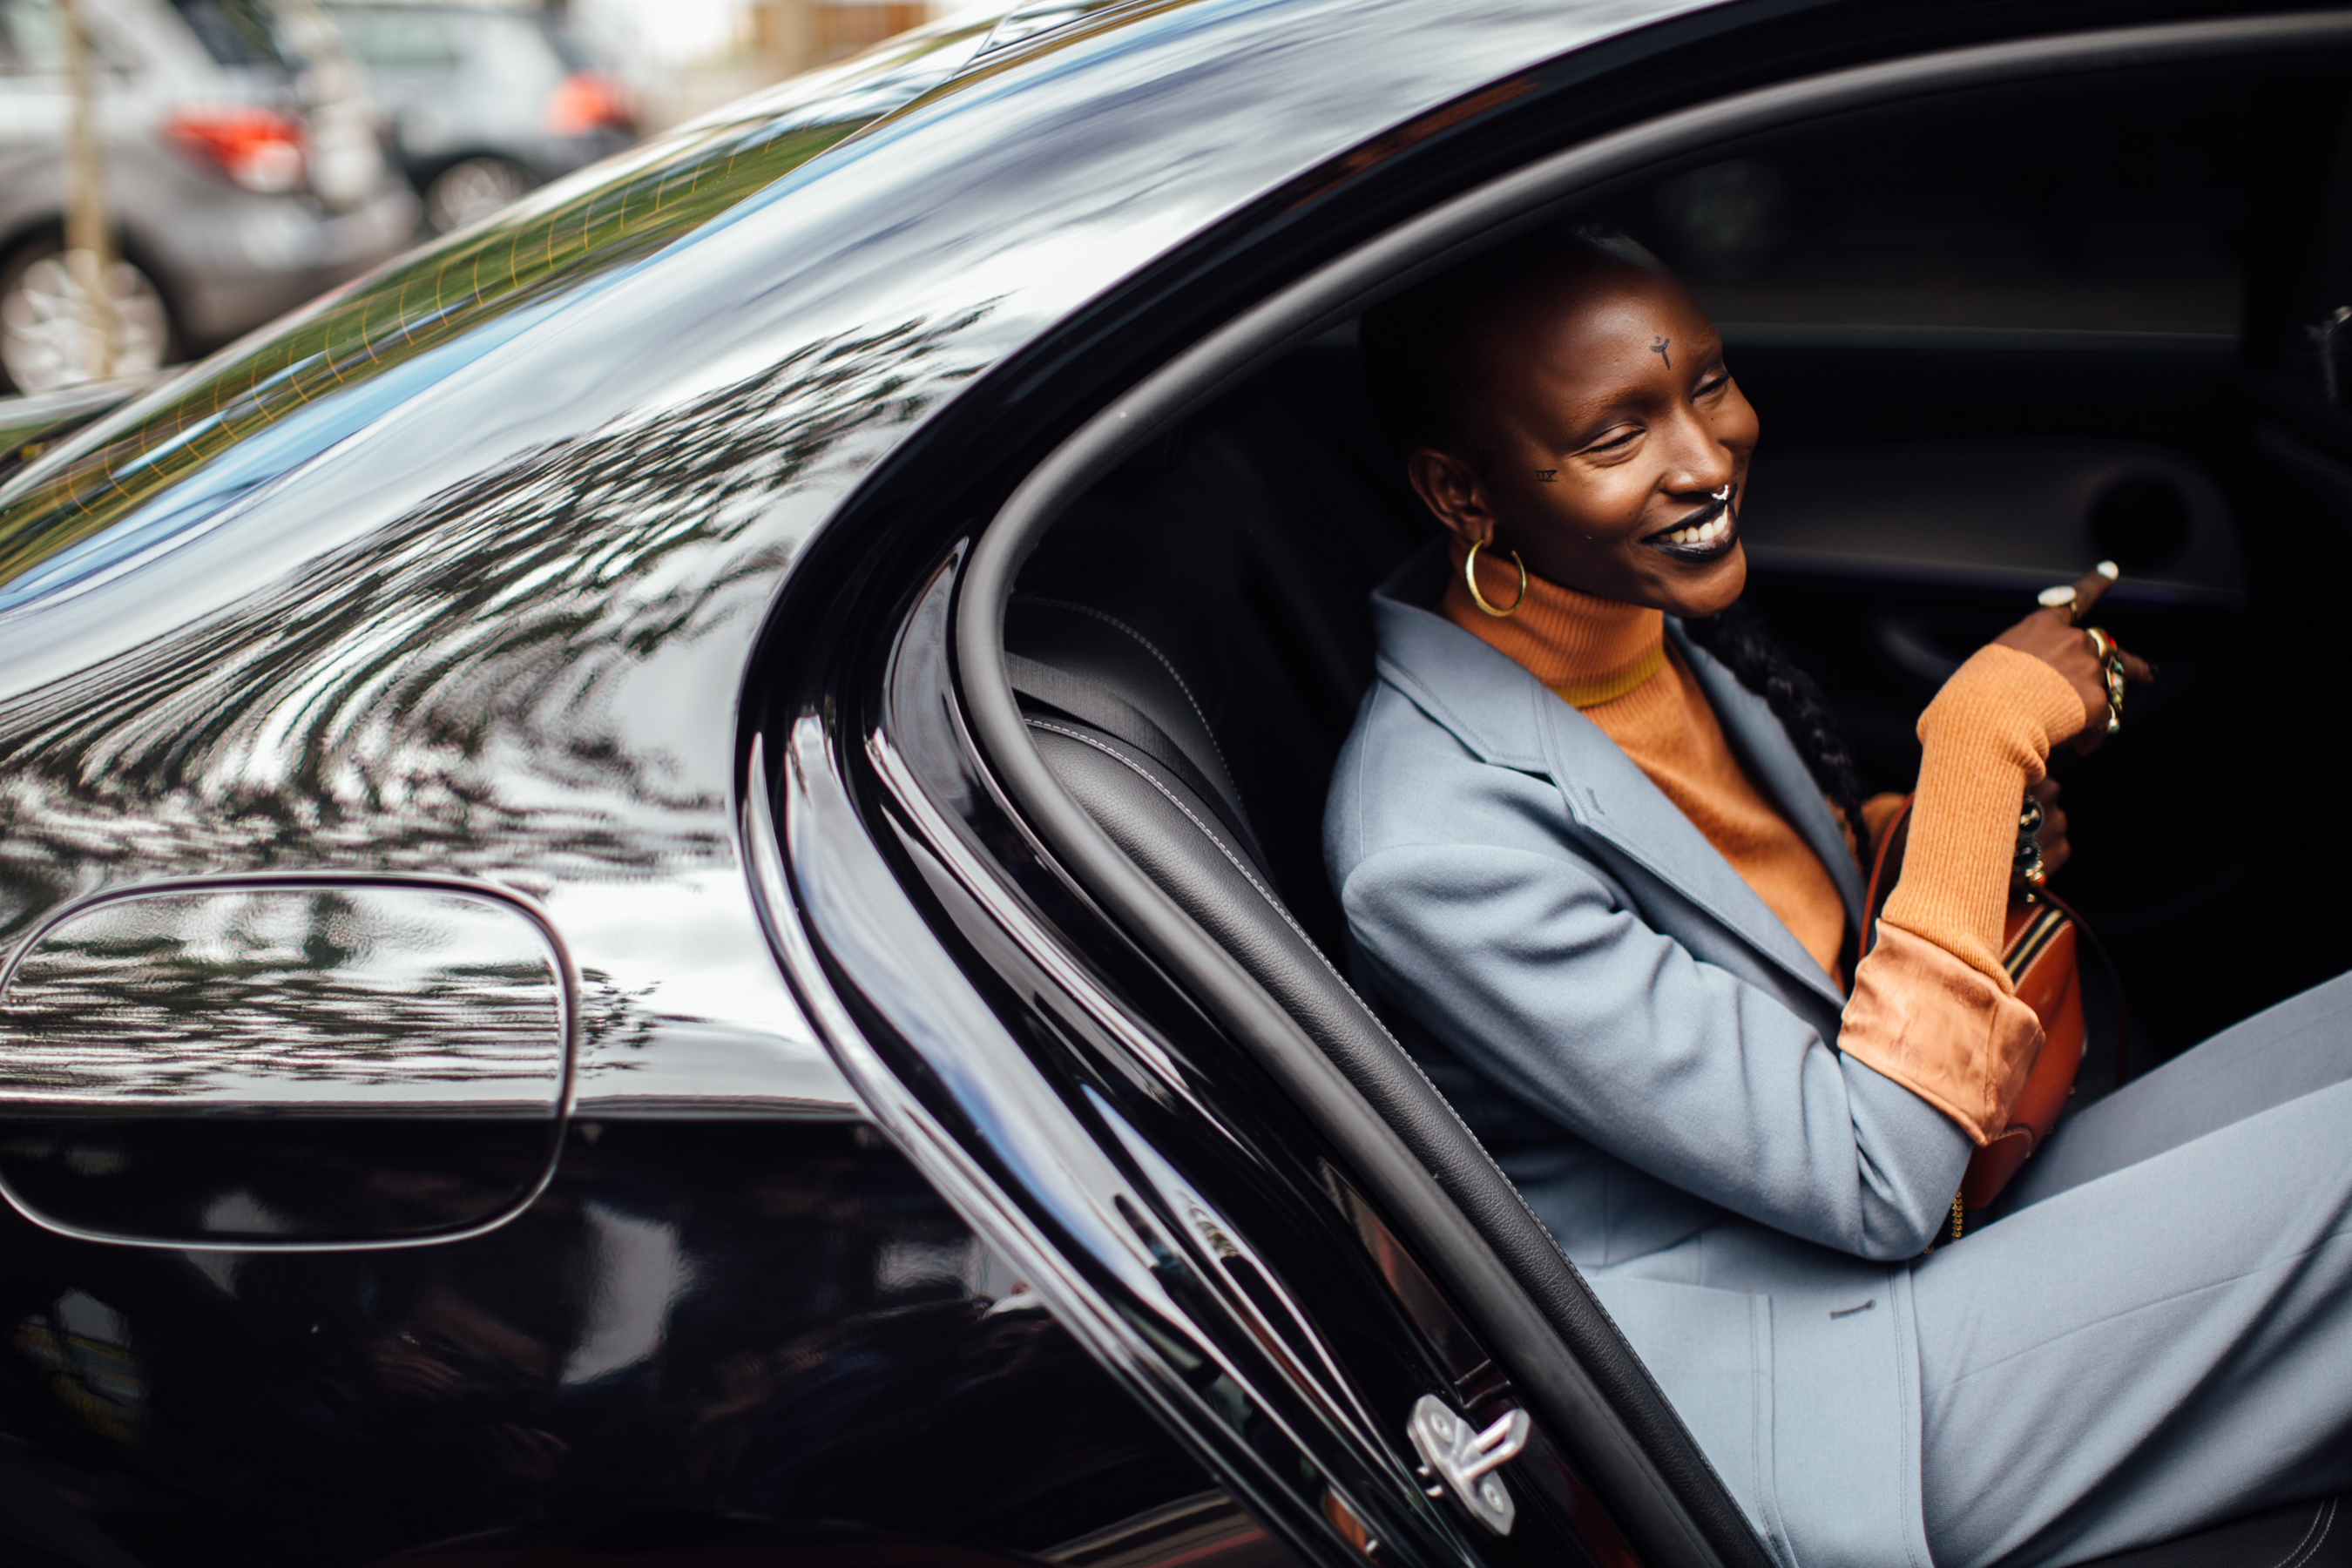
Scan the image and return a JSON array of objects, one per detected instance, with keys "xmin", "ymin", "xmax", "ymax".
[
  {"xmin": 1359, "ymin": 223, "xmax": 1870, "ymax": 848},
  {"xmin": 1679, "ymin": 604, "xmax": 1867, "ymax": 845}
]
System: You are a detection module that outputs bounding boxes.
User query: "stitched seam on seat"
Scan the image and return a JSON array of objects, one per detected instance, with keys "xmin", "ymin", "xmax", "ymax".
[
  {"xmin": 2278, "ymin": 1502, "xmax": 2325, "ymax": 1568},
  {"xmin": 1028, "ymin": 718, "xmax": 1571, "ymax": 1264},
  {"xmin": 2277, "ymin": 1496, "xmax": 2335, "ymax": 1568},
  {"xmin": 1032, "ymin": 719, "xmax": 1301, "ymax": 936},
  {"xmin": 1020, "ymin": 597, "xmax": 1236, "ymax": 783}
]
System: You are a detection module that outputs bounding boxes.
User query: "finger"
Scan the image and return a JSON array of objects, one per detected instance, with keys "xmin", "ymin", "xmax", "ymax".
[
  {"xmin": 2042, "ymin": 808, "xmax": 2067, "ymax": 843},
  {"xmin": 2062, "ymin": 560, "xmax": 2121, "ymax": 618},
  {"xmin": 2028, "ymin": 775, "xmax": 2061, "ymax": 804},
  {"xmin": 2119, "ymin": 648, "xmax": 2156, "ymax": 685},
  {"xmin": 2042, "ymin": 839, "xmax": 2070, "ymax": 875}
]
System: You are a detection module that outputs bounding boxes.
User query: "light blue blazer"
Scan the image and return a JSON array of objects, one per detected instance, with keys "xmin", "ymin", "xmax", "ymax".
[{"xmin": 1325, "ymin": 547, "xmax": 1974, "ymax": 1568}]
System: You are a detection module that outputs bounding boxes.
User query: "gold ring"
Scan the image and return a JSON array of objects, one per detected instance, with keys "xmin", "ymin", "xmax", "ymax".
[
  {"xmin": 2038, "ymin": 585, "xmax": 2082, "ymax": 624},
  {"xmin": 2084, "ymin": 626, "xmax": 2126, "ymax": 735},
  {"xmin": 2014, "ymin": 792, "xmax": 2048, "ymax": 887}
]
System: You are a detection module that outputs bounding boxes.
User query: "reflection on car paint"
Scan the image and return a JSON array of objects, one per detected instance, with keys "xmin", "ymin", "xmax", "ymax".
[
  {"xmin": 0, "ymin": 315, "xmax": 978, "ymax": 1115},
  {"xmin": 0, "ymin": 0, "xmax": 1682, "ymax": 1127},
  {"xmin": 0, "ymin": 1122, "xmax": 1209, "ymax": 1562},
  {"xmin": 13, "ymin": 1289, "xmax": 143, "ymax": 1445},
  {"xmin": 0, "ymin": 883, "xmax": 564, "ymax": 1109}
]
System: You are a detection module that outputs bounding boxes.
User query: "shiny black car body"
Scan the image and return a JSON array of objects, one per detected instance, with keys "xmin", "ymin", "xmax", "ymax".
[{"xmin": 0, "ymin": 2, "xmax": 2348, "ymax": 1565}]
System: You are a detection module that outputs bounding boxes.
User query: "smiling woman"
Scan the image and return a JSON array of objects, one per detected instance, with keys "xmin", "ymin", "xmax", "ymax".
[{"xmin": 1324, "ymin": 220, "xmax": 2352, "ymax": 1568}]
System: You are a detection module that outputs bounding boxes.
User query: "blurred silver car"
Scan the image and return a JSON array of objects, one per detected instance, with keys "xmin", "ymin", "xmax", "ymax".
[
  {"xmin": 326, "ymin": 3, "xmax": 634, "ymax": 233},
  {"xmin": 0, "ymin": 0, "xmax": 416, "ymax": 392}
]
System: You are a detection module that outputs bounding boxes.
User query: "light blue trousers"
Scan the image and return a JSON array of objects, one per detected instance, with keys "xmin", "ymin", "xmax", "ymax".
[{"xmin": 1915, "ymin": 970, "xmax": 2352, "ymax": 1567}]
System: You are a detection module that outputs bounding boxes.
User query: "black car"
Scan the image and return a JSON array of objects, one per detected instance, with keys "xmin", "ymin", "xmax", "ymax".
[{"xmin": 0, "ymin": 1, "xmax": 2346, "ymax": 1565}]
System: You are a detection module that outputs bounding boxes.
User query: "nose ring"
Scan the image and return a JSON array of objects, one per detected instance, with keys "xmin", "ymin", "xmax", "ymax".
[{"xmin": 1711, "ymin": 483, "xmax": 1734, "ymax": 505}]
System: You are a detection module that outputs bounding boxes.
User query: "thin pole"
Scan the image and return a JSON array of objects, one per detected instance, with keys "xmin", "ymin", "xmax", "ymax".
[{"xmin": 59, "ymin": 0, "xmax": 117, "ymax": 383}]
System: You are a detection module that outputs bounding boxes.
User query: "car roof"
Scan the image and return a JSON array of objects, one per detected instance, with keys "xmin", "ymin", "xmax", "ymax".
[
  {"xmin": 0, "ymin": 0, "xmax": 1703, "ymax": 583},
  {"xmin": 0, "ymin": 0, "xmax": 1712, "ymax": 1115}
]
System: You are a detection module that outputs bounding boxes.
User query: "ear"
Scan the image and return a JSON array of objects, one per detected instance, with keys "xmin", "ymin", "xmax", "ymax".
[{"xmin": 1406, "ymin": 447, "xmax": 1499, "ymax": 548}]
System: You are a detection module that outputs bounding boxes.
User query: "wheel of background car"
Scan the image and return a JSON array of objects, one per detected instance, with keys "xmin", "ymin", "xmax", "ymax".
[
  {"xmin": 423, "ymin": 156, "xmax": 537, "ymax": 234},
  {"xmin": 0, "ymin": 237, "xmax": 171, "ymax": 395}
]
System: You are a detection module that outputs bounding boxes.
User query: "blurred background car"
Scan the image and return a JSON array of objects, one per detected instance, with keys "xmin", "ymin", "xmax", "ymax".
[
  {"xmin": 0, "ymin": 0, "xmax": 416, "ymax": 393},
  {"xmin": 324, "ymin": 1, "xmax": 635, "ymax": 234}
]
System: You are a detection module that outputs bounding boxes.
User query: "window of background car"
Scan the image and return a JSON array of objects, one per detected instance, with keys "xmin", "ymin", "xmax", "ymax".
[
  {"xmin": 464, "ymin": 10, "xmax": 584, "ymax": 98},
  {"xmin": 330, "ymin": 4, "xmax": 458, "ymax": 71},
  {"xmin": 169, "ymin": 0, "xmax": 301, "ymax": 69},
  {"xmin": 0, "ymin": 0, "xmax": 62, "ymax": 75}
]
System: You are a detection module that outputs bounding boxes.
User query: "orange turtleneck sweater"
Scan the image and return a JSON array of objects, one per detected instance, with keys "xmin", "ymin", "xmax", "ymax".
[{"xmin": 1446, "ymin": 539, "xmax": 2085, "ymax": 1144}]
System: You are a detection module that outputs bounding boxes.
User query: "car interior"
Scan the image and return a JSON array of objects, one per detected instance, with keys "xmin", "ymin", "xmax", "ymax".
[{"xmin": 988, "ymin": 58, "xmax": 2352, "ymax": 1565}]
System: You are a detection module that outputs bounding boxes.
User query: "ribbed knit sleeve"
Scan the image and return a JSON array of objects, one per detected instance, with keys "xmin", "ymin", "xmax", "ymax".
[
  {"xmin": 1886, "ymin": 644, "xmax": 2087, "ymax": 976},
  {"xmin": 1838, "ymin": 645, "xmax": 2088, "ymax": 1143}
]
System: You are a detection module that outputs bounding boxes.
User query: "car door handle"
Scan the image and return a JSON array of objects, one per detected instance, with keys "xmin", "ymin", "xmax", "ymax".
[{"xmin": 0, "ymin": 876, "xmax": 572, "ymax": 1248}]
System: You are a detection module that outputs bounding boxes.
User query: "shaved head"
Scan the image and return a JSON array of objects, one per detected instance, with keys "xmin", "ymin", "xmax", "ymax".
[{"xmin": 1360, "ymin": 225, "xmax": 1671, "ymax": 468}]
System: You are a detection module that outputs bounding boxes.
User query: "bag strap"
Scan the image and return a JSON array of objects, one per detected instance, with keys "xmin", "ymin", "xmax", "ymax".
[
  {"xmin": 1858, "ymin": 793, "xmax": 1915, "ymax": 962},
  {"xmin": 2034, "ymin": 887, "xmax": 2134, "ymax": 1092}
]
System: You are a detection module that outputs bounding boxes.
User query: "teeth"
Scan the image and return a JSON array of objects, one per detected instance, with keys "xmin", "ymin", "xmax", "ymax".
[{"xmin": 1661, "ymin": 512, "xmax": 1733, "ymax": 549}]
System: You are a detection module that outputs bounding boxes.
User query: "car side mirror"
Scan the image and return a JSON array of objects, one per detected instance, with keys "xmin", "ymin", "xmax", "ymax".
[{"xmin": 0, "ymin": 880, "xmax": 571, "ymax": 1248}]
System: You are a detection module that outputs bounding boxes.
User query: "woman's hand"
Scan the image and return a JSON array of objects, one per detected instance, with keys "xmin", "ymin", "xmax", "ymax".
[
  {"xmin": 1991, "ymin": 564, "xmax": 2156, "ymax": 752},
  {"xmin": 2027, "ymin": 775, "xmax": 2069, "ymax": 879}
]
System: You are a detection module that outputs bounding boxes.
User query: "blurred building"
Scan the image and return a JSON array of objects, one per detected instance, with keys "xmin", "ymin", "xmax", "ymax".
[
  {"xmin": 752, "ymin": 2, "xmax": 935, "ymax": 75},
  {"xmin": 567, "ymin": 0, "xmax": 956, "ymax": 130}
]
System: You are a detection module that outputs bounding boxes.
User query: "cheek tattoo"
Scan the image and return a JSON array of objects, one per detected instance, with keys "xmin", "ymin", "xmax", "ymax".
[
  {"xmin": 1535, "ymin": 469, "xmax": 1558, "ymax": 483},
  {"xmin": 1650, "ymin": 335, "xmax": 1671, "ymax": 367}
]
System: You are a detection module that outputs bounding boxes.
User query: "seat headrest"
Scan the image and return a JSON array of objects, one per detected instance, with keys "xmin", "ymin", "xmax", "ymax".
[{"xmin": 1004, "ymin": 595, "xmax": 1267, "ymax": 876}]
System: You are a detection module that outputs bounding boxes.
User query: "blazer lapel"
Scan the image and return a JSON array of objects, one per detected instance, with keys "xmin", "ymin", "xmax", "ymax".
[
  {"xmin": 1531, "ymin": 693, "xmax": 1848, "ymax": 1008},
  {"xmin": 1370, "ymin": 550, "xmax": 1849, "ymax": 1010}
]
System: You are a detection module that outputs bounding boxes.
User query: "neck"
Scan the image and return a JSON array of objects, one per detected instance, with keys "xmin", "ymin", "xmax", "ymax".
[{"xmin": 1441, "ymin": 537, "xmax": 1665, "ymax": 707}]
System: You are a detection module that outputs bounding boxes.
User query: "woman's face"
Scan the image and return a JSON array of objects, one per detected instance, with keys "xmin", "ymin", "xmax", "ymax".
[{"xmin": 1406, "ymin": 261, "xmax": 1759, "ymax": 618}]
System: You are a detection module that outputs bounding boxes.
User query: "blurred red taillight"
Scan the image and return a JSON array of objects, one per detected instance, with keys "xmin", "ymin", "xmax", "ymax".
[
  {"xmin": 163, "ymin": 105, "xmax": 307, "ymax": 195},
  {"xmin": 543, "ymin": 71, "xmax": 631, "ymax": 137}
]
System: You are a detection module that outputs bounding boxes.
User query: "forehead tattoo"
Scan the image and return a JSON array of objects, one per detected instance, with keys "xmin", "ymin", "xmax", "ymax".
[{"xmin": 1651, "ymin": 335, "xmax": 1671, "ymax": 368}]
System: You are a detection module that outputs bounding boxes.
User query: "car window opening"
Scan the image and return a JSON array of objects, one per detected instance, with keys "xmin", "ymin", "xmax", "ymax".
[
  {"xmin": 1000, "ymin": 54, "xmax": 2333, "ymax": 1098},
  {"xmin": 963, "ymin": 37, "xmax": 2352, "ymax": 1565}
]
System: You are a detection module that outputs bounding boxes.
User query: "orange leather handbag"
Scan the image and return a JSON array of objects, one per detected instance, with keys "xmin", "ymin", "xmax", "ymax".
[{"xmin": 1861, "ymin": 795, "xmax": 2096, "ymax": 1220}]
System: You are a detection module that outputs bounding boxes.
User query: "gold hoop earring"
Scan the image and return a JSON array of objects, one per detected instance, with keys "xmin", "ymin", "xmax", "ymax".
[{"xmin": 1464, "ymin": 538, "xmax": 1528, "ymax": 618}]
